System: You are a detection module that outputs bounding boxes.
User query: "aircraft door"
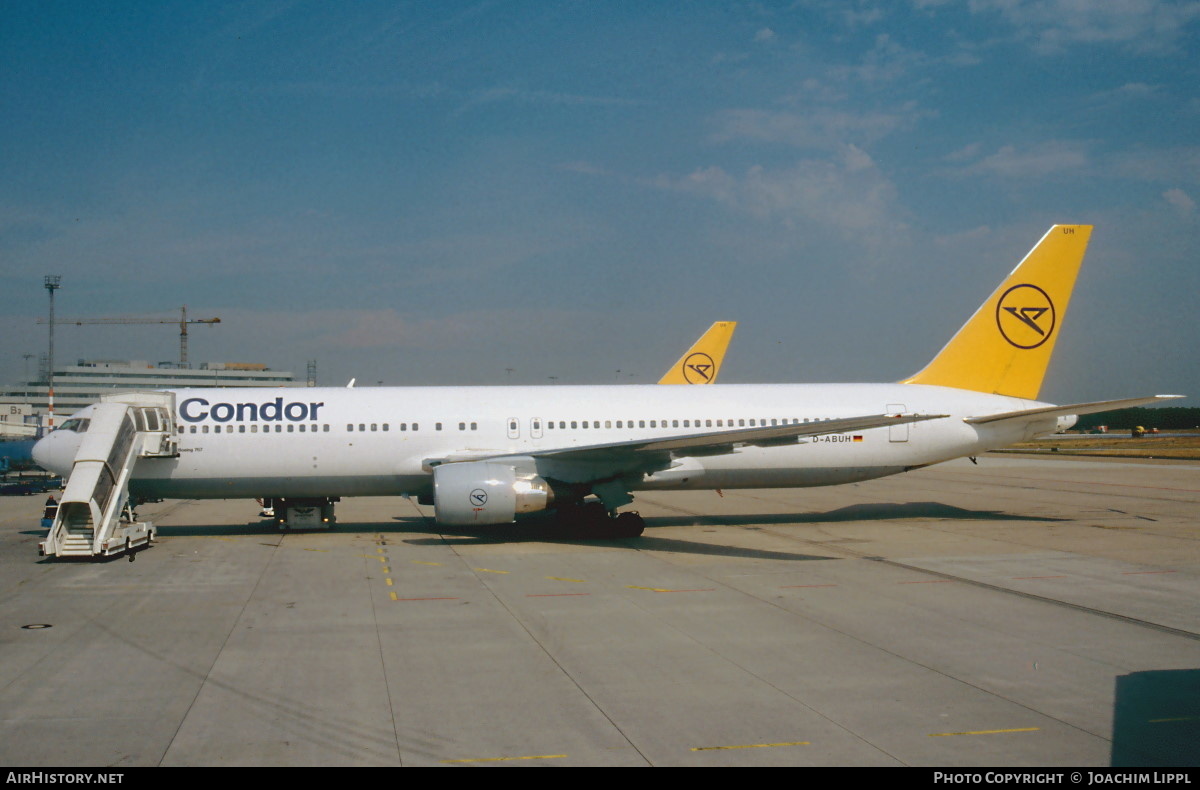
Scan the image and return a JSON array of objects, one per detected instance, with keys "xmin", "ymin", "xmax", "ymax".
[
  {"xmin": 507, "ymin": 417, "xmax": 520, "ymax": 440},
  {"xmin": 887, "ymin": 403, "xmax": 909, "ymax": 442},
  {"xmin": 530, "ymin": 418, "xmax": 543, "ymax": 440}
]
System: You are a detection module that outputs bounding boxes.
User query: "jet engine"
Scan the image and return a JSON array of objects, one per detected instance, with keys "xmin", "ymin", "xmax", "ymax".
[{"xmin": 432, "ymin": 460, "xmax": 554, "ymax": 526}]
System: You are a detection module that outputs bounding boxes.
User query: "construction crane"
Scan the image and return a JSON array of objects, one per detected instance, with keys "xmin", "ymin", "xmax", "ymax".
[{"xmin": 38, "ymin": 306, "xmax": 221, "ymax": 368}]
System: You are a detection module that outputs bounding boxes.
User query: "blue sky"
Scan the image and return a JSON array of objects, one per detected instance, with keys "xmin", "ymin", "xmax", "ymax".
[{"xmin": 2, "ymin": 1, "xmax": 1197, "ymax": 405}]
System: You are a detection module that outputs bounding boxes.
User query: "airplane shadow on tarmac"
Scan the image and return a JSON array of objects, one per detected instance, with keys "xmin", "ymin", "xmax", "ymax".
[
  {"xmin": 388, "ymin": 500, "xmax": 1067, "ymax": 561},
  {"xmin": 124, "ymin": 500, "xmax": 1069, "ymax": 564}
]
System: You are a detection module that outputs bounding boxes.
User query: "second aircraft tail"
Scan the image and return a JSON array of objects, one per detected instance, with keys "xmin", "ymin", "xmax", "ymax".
[{"xmin": 659, "ymin": 321, "xmax": 737, "ymax": 384}]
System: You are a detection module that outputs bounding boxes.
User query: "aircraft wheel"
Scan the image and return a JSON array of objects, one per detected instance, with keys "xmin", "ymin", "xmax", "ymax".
[{"xmin": 613, "ymin": 512, "xmax": 645, "ymax": 538}]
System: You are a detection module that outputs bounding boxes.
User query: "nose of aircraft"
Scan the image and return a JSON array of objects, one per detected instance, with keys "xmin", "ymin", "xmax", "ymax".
[{"xmin": 32, "ymin": 431, "xmax": 74, "ymax": 476}]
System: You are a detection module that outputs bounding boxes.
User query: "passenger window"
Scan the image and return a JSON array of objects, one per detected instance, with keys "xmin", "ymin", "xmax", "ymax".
[
  {"xmin": 459, "ymin": 422, "xmax": 466, "ymax": 431},
  {"xmin": 471, "ymin": 422, "xmax": 477, "ymax": 430},
  {"xmin": 436, "ymin": 423, "xmax": 442, "ymax": 431}
]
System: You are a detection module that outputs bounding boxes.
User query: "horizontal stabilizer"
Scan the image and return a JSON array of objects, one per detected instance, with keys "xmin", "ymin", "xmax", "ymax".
[{"xmin": 964, "ymin": 395, "xmax": 1184, "ymax": 425}]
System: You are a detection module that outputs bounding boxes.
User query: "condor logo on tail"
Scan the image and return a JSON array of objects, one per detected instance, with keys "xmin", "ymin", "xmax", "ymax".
[
  {"xmin": 996, "ymin": 284, "xmax": 1056, "ymax": 349},
  {"xmin": 682, "ymin": 352, "xmax": 716, "ymax": 384}
]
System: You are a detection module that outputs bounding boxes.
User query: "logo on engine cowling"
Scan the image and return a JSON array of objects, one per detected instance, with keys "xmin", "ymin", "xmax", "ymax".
[{"xmin": 469, "ymin": 489, "xmax": 488, "ymax": 507}]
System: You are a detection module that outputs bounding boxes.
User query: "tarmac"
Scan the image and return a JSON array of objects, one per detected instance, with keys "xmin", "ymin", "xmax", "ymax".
[{"xmin": 1, "ymin": 454, "xmax": 1197, "ymax": 767}]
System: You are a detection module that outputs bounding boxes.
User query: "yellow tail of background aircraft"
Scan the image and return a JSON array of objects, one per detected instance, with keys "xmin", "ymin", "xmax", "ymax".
[{"xmin": 658, "ymin": 321, "xmax": 737, "ymax": 384}]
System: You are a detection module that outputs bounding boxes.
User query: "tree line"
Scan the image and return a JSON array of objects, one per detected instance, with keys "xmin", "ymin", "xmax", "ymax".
[{"xmin": 1074, "ymin": 407, "xmax": 1200, "ymax": 431}]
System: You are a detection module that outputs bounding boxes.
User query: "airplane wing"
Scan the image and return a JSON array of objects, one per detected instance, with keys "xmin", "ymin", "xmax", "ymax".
[
  {"xmin": 425, "ymin": 412, "xmax": 946, "ymax": 484},
  {"xmin": 963, "ymin": 395, "xmax": 1183, "ymax": 425}
]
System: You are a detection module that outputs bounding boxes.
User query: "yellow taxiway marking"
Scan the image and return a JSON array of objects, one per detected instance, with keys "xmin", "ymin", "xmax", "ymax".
[
  {"xmin": 303, "ymin": 548, "xmax": 329, "ymax": 553},
  {"xmin": 385, "ymin": 578, "xmax": 393, "ymax": 586},
  {"xmin": 627, "ymin": 585, "xmax": 715, "ymax": 593},
  {"xmin": 691, "ymin": 741, "xmax": 810, "ymax": 752},
  {"xmin": 474, "ymin": 568, "xmax": 510, "ymax": 574},
  {"xmin": 441, "ymin": 754, "xmax": 566, "ymax": 764},
  {"xmin": 412, "ymin": 561, "xmax": 442, "ymax": 566},
  {"xmin": 382, "ymin": 566, "xmax": 390, "ymax": 573},
  {"xmin": 376, "ymin": 547, "xmax": 386, "ymax": 554},
  {"xmin": 546, "ymin": 576, "xmax": 586, "ymax": 583},
  {"xmin": 389, "ymin": 592, "xmax": 397, "ymax": 601},
  {"xmin": 929, "ymin": 727, "xmax": 1040, "ymax": 737}
]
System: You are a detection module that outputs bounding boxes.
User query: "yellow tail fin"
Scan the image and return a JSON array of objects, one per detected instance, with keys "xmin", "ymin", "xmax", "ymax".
[
  {"xmin": 903, "ymin": 225, "xmax": 1092, "ymax": 399},
  {"xmin": 658, "ymin": 321, "xmax": 737, "ymax": 384}
]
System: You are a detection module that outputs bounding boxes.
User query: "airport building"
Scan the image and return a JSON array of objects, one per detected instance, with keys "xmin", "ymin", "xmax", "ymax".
[{"xmin": 0, "ymin": 359, "xmax": 299, "ymax": 437}]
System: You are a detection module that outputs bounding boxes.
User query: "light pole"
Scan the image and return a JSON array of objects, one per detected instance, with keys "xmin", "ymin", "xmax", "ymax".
[{"xmin": 44, "ymin": 275, "xmax": 62, "ymax": 432}]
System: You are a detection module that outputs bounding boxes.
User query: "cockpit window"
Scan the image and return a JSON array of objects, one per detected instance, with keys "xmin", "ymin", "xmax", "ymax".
[{"xmin": 58, "ymin": 418, "xmax": 90, "ymax": 433}]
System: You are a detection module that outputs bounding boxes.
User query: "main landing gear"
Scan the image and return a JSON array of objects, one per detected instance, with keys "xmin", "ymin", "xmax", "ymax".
[{"xmin": 555, "ymin": 501, "xmax": 645, "ymax": 538}]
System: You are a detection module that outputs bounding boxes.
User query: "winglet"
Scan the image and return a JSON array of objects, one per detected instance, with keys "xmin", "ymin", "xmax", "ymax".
[
  {"xmin": 658, "ymin": 321, "xmax": 737, "ymax": 384},
  {"xmin": 904, "ymin": 225, "xmax": 1092, "ymax": 400}
]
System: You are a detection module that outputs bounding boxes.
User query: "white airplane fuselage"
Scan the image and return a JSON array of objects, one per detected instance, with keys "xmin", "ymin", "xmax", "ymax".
[{"xmin": 33, "ymin": 382, "xmax": 1049, "ymax": 501}]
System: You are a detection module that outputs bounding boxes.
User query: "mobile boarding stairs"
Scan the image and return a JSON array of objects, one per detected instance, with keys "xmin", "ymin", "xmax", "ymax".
[{"xmin": 40, "ymin": 392, "xmax": 176, "ymax": 560}]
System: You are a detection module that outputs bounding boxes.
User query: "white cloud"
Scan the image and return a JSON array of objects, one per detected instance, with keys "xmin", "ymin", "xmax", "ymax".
[
  {"xmin": 955, "ymin": 141, "xmax": 1090, "ymax": 178},
  {"xmin": 968, "ymin": 0, "xmax": 1200, "ymax": 54},
  {"xmin": 1163, "ymin": 187, "xmax": 1196, "ymax": 215},
  {"xmin": 754, "ymin": 27, "xmax": 776, "ymax": 42},
  {"xmin": 944, "ymin": 142, "xmax": 983, "ymax": 163},
  {"xmin": 828, "ymin": 33, "xmax": 929, "ymax": 84},
  {"xmin": 710, "ymin": 104, "xmax": 923, "ymax": 150},
  {"xmin": 655, "ymin": 145, "xmax": 904, "ymax": 241},
  {"xmin": 1112, "ymin": 147, "xmax": 1200, "ymax": 184}
]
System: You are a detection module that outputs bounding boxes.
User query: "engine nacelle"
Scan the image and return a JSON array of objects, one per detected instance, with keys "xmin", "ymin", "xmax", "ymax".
[{"xmin": 432, "ymin": 461, "xmax": 554, "ymax": 526}]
